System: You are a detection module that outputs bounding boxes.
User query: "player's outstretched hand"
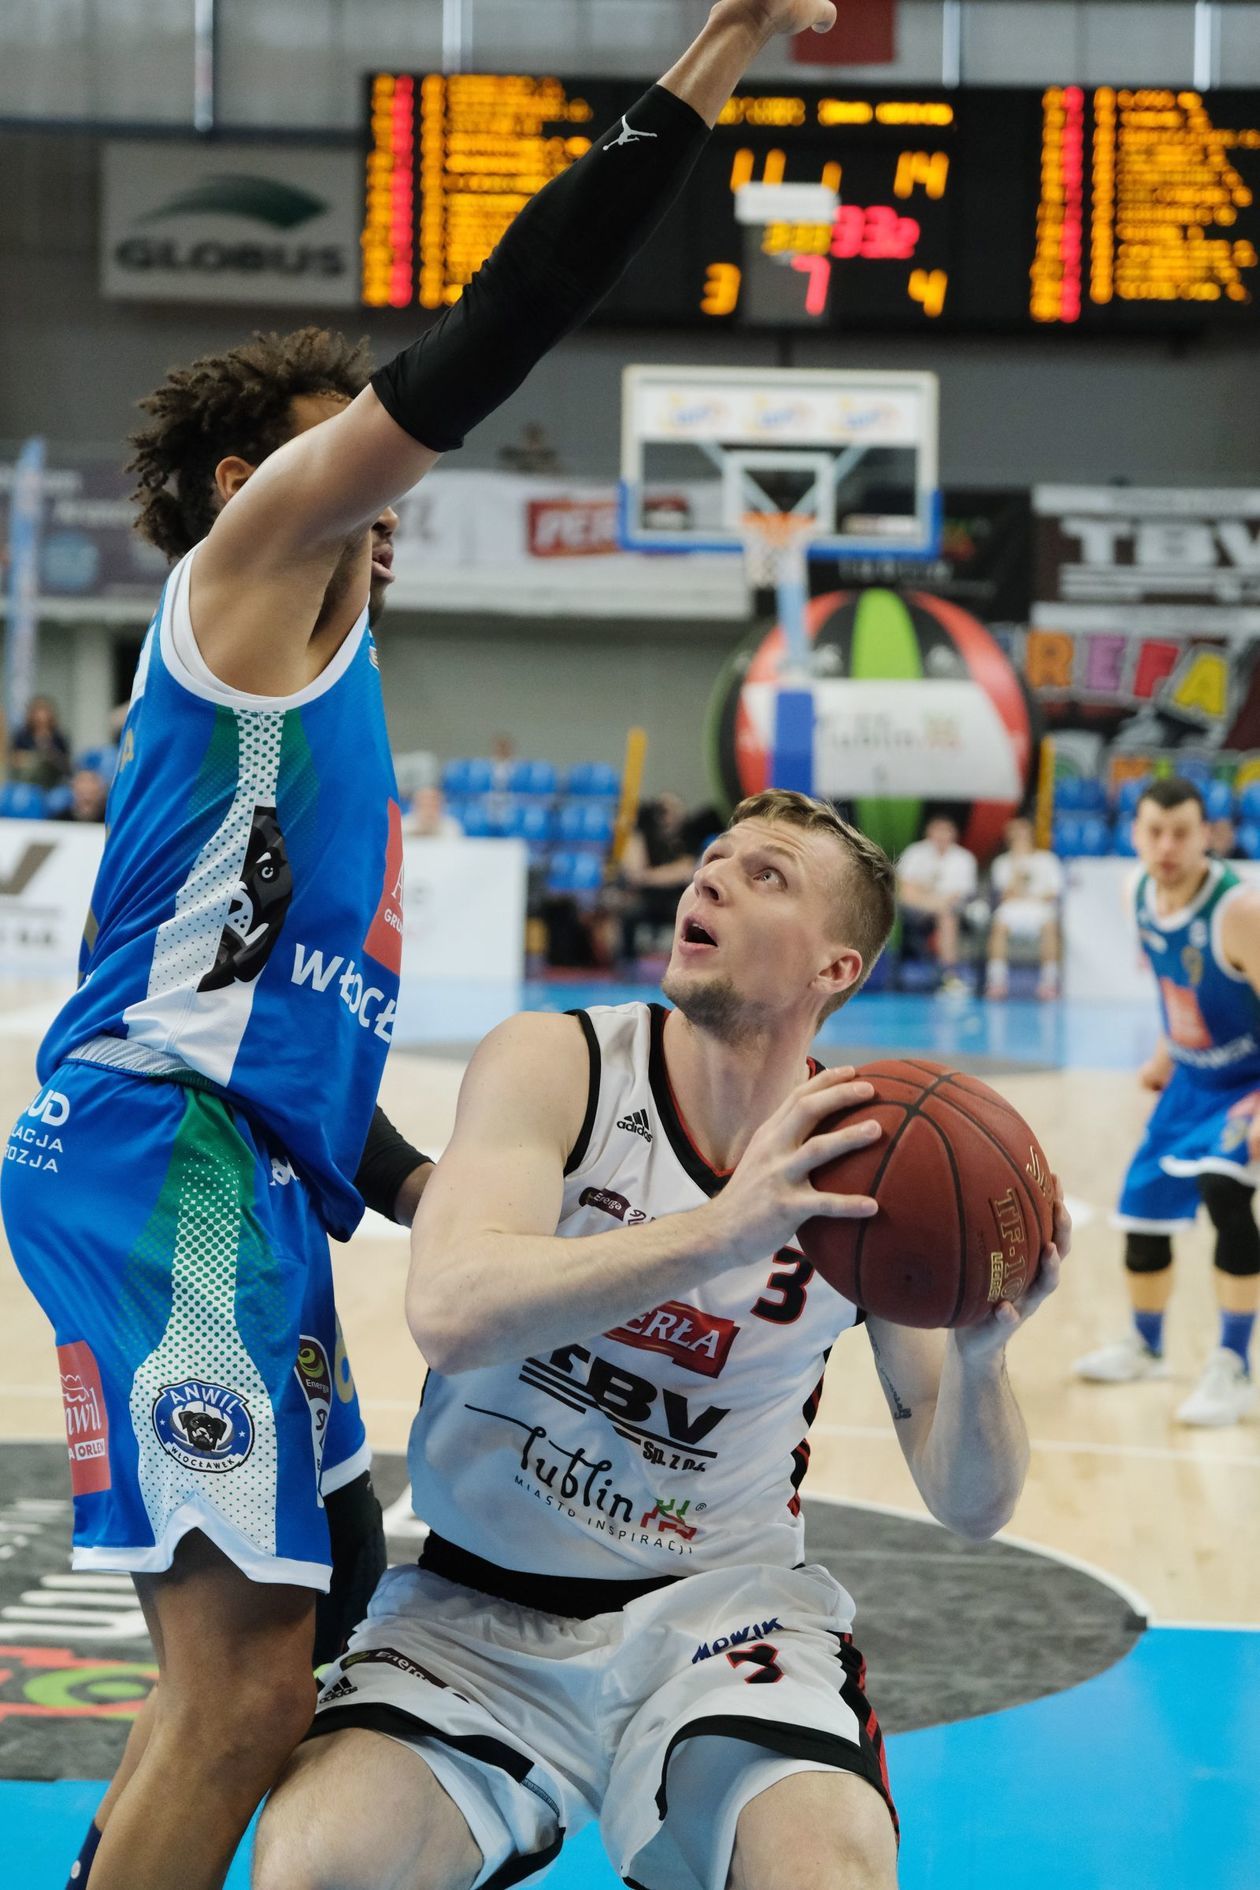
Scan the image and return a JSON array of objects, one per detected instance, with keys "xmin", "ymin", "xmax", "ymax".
[
  {"xmin": 952, "ymin": 1173, "xmax": 1070, "ymax": 1363},
  {"xmin": 714, "ymin": 0, "xmax": 838, "ymax": 38},
  {"xmin": 706, "ymin": 1066, "xmax": 881, "ymax": 1269}
]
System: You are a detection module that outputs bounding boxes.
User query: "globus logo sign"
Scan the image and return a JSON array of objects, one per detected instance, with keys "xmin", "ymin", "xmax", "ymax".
[
  {"xmin": 102, "ymin": 142, "xmax": 359, "ymax": 306},
  {"xmin": 139, "ymin": 175, "xmax": 329, "ymax": 229}
]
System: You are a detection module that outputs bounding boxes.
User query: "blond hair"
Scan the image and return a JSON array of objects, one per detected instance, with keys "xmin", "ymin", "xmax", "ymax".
[{"xmin": 728, "ymin": 789, "xmax": 896, "ymax": 1017}]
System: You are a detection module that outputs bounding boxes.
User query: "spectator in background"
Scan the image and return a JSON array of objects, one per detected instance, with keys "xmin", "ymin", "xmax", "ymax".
[
  {"xmin": 408, "ymin": 785, "xmax": 464, "ymax": 839},
  {"xmin": 984, "ymin": 815, "xmax": 1063, "ymax": 1001},
  {"xmin": 10, "ymin": 696, "xmax": 72, "ymax": 788},
  {"xmin": 55, "ymin": 767, "xmax": 108, "ymax": 823},
  {"xmin": 617, "ymin": 792, "xmax": 698, "ymax": 966},
  {"xmin": 488, "ymin": 733, "xmax": 517, "ymax": 794},
  {"xmin": 896, "ymin": 815, "xmax": 979, "ymax": 995},
  {"xmin": 497, "ymin": 421, "xmax": 561, "ymax": 475}
]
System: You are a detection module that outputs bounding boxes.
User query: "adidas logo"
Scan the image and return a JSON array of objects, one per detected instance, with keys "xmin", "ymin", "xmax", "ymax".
[
  {"xmin": 617, "ymin": 1109, "xmax": 653, "ymax": 1143},
  {"xmin": 317, "ymin": 1674, "xmax": 356, "ymax": 1704}
]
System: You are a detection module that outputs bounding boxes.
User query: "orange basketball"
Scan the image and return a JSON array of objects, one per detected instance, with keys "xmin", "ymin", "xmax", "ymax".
[{"xmin": 799, "ymin": 1059, "xmax": 1055, "ymax": 1328}]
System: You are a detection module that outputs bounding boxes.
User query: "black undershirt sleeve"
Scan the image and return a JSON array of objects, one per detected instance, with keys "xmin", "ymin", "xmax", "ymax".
[
  {"xmin": 371, "ymin": 84, "xmax": 710, "ymax": 453},
  {"xmin": 354, "ymin": 1105, "xmax": 431, "ymax": 1224}
]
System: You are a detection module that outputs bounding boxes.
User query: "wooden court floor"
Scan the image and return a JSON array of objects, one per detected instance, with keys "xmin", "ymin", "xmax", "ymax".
[{"xmin": 2, "ymin": 980, "xmax": 1256, "ymax": 1632}]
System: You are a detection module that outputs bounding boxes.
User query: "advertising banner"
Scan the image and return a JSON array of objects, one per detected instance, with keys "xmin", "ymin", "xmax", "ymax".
[
  {"xmin": 0, "ymin": 821, "xmax": 103, "ymax": 975},
  {"xmin": 1034, "ymin": 486, "xmax": 1260, "ymax": 635},
  {"xmin": 821, "ymin": 487, "xmax": 1032, "ymax": 628},
  {"xmin": 1030, "ymin": 485, "xmax": 1260, "ymax": 764},
  {"xmin": 101, "ymin": 142, "xmax": 360, "ymax": 307}
]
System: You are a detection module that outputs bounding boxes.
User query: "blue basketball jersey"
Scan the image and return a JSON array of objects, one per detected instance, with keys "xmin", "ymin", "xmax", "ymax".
[
  {"xmin": 39, "ymin": 546, "xmax": 402, "ymax": 1237},
  {"xmin": 1134, "ymin": 861, "xmax": 1260, "ymax": 1087}
]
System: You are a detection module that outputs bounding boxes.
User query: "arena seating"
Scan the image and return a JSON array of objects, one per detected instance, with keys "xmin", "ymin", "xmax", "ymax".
[
  {"xmin": 0, "ymin": 782, "xmax": 49, "ymax": 818},
  {"xmin": 436, "ymin": 758, "xmax": 621, "ymax": 888}
]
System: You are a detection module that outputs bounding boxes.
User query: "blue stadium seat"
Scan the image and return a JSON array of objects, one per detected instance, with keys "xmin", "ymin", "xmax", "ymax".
[
  {"xmin": 568, "ymin": 851, "xmax": 606, "ymax": 895},
  {"xmin": 457, "ymin": 798, "xmax": 499, "ymax": 839},
  {"xmin": 1052, "ymin": 815, "xmax": 1085, "ymax": 858},
  {"xmin": 1175, "ymin": 758, "xmax": 1212, "ymax": 789},
  {"xmin": 502, "ymin": 801, "xmax": 554, "ymax": 844},
  {"xmin": 1237, "ymin": 821, "xmax": 1260, "ymax": 860},
  {"xmin": 1112, "ymin": 819, "xmax": 1137, "ymax": 857},
  {"xmin": 547, "ymin": 849, "xmax": 606, "ymax": 898},
  {"xmin": 0, "ymin": 782, "xmax": 49, "ymax": 819},
  {"xmin": 44, "ymin": 784, "xmax": 73, "ymax": 818},
  {"xmin": 556, "ymin": 801, "xmax": 615, "ymax": 845},
  {"xmin": 506, "ymin": 760, "xmax": 557, "ymax": 797},
  {"xmin": 1204, "ymin": 779, "xmax": 1235, "ymax": 822},
  {"xmin": 1238, "ymin": 783, "xmax": 1260, "ymax": 825},
  {"xmin": 1055, "ymin": 777, "xmax": 1105, "ymax": 812},
  {"xmin": 1115, "ymin": 778, "xmax": 1151, "ymax": 817},
  {"xmin": 1079, "ymin": 814, "xmax": 1111, "ymax": 857},
  {"xmin": 442, "ymin": 758, "xmax": 494, "ymax": 798},
  {"xmin": 565, "ymin": 762, "xmax": 620, "ymax": 800}
]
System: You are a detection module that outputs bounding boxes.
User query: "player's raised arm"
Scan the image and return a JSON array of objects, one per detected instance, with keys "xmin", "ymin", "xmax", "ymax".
[
  {"xmin": 408, "ymin": 1018, "xmax": 878, "ymax": 1376},
  {"xmin": 194, "ymin": 4, "xmax": 835, "ymax": 612}
]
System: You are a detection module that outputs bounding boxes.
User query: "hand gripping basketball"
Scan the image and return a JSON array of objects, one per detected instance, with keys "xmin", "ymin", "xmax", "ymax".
[
  {"xmin": 951, "ymin": 1179, "xmax": 1070, "ymax": 1362},
  {"xmin": 798, "ymin": 1060, "xmax": 1059, "ymax": 1329},
  {"xmin": 709, "ymin": 1067, "xmax": 882, "ymax": 1270}
]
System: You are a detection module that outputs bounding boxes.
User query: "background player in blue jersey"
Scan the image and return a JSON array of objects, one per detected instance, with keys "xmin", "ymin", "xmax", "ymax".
[
  {"xmin": 1075, "ymin": 778, "xmax": 1260, "ymax": 1425},
  {"xmin": 3, "ymin": 5, "xmax": 847, "ymax": 1884}
]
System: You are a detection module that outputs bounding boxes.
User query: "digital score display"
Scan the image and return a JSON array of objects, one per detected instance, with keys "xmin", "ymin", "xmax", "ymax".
[
  {"xmin": 1031, "ymin": 86, "xmax": 1260, "ymax": 324},
  {"xmin": 362, "ymin": 75, "xmax": 1260, "ymax": 332}
]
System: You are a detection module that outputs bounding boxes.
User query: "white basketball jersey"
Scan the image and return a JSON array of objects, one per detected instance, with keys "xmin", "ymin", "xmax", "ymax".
[{"xmin": 408, "ymin": 1002, "xmax": 864, "ymax": 1582}]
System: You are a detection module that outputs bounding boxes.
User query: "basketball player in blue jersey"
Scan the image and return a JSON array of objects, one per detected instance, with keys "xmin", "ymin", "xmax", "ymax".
[
  {"xmin": 255, "ymin": 789, "xmax": 1069, "ymax": 1890},
  {"xmin": 49, "ymin": 339, "xmax": 438, "ymax": 1890},
  {"xmin": 1075, "ymin": 777, "xmax": 1260, "ymax": 1425},
  {"xmin": 2, "ymin": 6, "xmax": 846, "ymax": 1884}
]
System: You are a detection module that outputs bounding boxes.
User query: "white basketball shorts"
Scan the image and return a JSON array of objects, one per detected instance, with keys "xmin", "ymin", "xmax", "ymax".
[{"xmin": 307, "ymin": 1557, "xmax": 896, "ymax": 1890}]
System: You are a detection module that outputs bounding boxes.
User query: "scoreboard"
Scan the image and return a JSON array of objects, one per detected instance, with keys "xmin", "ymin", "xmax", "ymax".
[{"xmin": 362, "ymin": 75, "xmax": 1260, "ymax": 332}]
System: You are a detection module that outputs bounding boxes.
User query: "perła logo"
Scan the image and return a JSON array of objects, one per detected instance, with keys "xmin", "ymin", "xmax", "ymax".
[{"xmin": 140, "ymin": 175, "xmax": 328, "ymax": 230}]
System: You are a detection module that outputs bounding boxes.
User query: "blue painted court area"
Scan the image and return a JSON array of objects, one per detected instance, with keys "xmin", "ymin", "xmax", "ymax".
[
  {"xmin": 9, "ymin": 1628, "xmax": 1256, "ymax": 1890},
  {"xmin": 513, "ymin": 983, "xmax": 1163, "ymax": 1074}
]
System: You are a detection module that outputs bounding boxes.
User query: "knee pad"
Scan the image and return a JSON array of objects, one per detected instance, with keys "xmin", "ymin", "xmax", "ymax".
[
  {"xmin": 314, "ymin": 1469, "xmax": 386, "ymax": 1668},
  {"xmin": 1124, "ymin": 1232, "xmax": 1173, "ymax": 1274},
  {"xmin": 1198, "ymin": 1173, "xmax": 1260, "ymax": 1277}
]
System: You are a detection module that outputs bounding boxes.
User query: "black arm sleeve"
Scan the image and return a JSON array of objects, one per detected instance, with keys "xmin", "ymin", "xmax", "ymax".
[
  {"xmin": 371, "ymin": 84, "xmax": 710, "ymax": 452},
  {"xmin": 355, "ymin": 1105, "xmax": 432, "ymax": 1223}
]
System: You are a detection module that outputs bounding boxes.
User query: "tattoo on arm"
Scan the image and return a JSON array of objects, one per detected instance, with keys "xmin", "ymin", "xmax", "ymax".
[{"xmin": 870, "ymin": 1332, "xmax": 912, "ymax": 1421}]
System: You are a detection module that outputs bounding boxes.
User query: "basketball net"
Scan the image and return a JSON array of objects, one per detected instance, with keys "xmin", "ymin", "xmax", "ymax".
[{"xmin": 742, "ymin": 510, "xmax": 815, "ymax": 678}]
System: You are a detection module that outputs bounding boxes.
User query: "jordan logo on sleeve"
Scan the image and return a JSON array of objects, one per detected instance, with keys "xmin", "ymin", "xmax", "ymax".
[{"xmin": 609, "ymin": 117, "xmax": 659, "ymax": 150}]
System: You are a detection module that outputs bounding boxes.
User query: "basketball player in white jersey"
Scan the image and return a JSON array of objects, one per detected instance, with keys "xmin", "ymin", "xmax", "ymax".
[
  {"xmin": 255, "ymin": 790, "xmax": 1067, "ymax": 1890},
  {"xmin": 5, "ymin": 9, "xmax": 841, "ymax": 1889}
]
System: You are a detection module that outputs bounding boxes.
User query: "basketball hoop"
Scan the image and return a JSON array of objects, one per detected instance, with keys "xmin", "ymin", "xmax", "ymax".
[{"xmin": 740, "ymin": 509, "xmax": 817, "ymax": 592}]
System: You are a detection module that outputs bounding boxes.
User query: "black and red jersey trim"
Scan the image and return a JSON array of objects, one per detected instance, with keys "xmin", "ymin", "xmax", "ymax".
[
  {"xmin": 564, "ymin": 1009, "xmax": 602, "ymax": 1176},
  {"xmin": 647, "ymin": 1004, "xmax": 824, "ymax": 1196}
]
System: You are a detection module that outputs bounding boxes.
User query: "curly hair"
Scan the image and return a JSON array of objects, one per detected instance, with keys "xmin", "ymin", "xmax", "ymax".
[{"xmin": 127, "ymin": 326, "xmax": 373, "ymax": 559}]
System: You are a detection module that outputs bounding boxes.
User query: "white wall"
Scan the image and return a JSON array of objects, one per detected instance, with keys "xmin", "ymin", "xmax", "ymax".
[{"xmin": 376, "ymin": 614, "xmax": 735, "ymax": 805}]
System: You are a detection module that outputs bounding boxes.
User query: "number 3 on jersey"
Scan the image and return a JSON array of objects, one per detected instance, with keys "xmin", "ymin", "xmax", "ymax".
[
  {"xmin": 752, "ymin": 1248, "xmax": 814, "ymax": 1325},
  {"xmin": 727, "ymin": 1642, "xmax": 785, "ymax": 1684}
]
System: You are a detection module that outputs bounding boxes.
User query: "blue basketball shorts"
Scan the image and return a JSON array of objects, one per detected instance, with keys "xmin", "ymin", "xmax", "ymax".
[
  {"xmin": 1, "ymin": 1060, "xmax": 370, "ymax": 1589},
  {"xmin": 1114, "ymin": 1062, "xmax": 1260, "ymax": 1233}
]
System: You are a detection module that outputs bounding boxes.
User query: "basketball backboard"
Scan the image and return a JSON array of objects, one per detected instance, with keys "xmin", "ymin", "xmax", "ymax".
[{"xmin": 620, "ymin": 365, "xmax": 940, "ymax": 561}]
